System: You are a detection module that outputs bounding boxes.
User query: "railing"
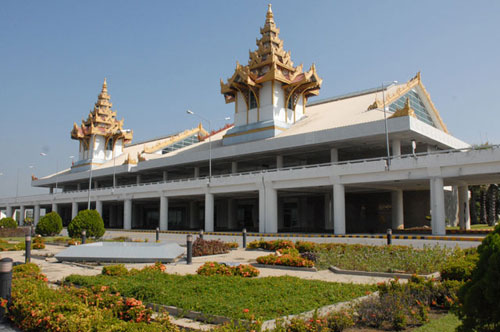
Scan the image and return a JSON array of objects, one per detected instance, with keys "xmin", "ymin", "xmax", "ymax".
[{"xmin": 4, "ymin": 144, "xmax": 499, "ymax": 201}]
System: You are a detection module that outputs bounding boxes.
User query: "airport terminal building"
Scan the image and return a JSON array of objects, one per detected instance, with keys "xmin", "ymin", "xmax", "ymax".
[{"xmin": 2, "ymin": 6, "xmax": 500, "ymax": 235}]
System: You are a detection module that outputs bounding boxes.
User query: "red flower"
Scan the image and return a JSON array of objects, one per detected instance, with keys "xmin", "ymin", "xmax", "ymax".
[{"xmin": 243, "ymin": 308, "xmax": 249, "ymax": 313}]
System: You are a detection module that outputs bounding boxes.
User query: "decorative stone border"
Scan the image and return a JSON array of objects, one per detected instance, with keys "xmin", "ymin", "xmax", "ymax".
[
  {"xmin": 328, "ymin": 266, "xmax": 440, "ymax": 279},
  {"xmin": 251, "ymin": 263, "xmax": 317, "ymax": 272}
]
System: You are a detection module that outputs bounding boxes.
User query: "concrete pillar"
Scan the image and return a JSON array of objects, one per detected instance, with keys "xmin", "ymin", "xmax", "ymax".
[
  {"xmin": 189, "ymin": 201, "xmax": 197, "ymax": 228},
  {"xmin": 34, "ymin": 204, "xmax": 40, "ymax": 226},
  {"xmin": 194, "ymin": 167, "xmax": 200, "ymax": 178},
  {"xmin": 77, "ymin": 183, "xmax": 81, "ymax": 191},
  {"xmin": 427, "ymin": 145, "xmax": 436, "ymax": 153},
  {"xmin": 96, "ymin": 200, "xmax": 103, "ymax": 216},
  {"xmin": 333, "ymin": 184, "xmax": 346, "ymax": 234},
  {"xmin": 227, "ymin": 199, "xmax": 236, "ymax": 229},
  {"xmin": 19, "ymin": 206, "xmax": 25, "ymax": 226},
  {"xmin": 124, "ymin": 199, "xmax": 132, "ymax": 230},
  {"xmin": 231, "ymin": 162, "xmax": 238, "ymax": 174},
  {"xmin": 276, "ymin": 155, "xmax": 283, "ymax": 169},
  {"xmin": 109, "ymin": 205, "xmax": 115, "ymax": 228},
  {"xmin": 136, "ymin": 175, "xmax": 141, "ymax": 185},
  {"xmin": 6, "ymin": 206, "xmax": 12, "ymax": 218},
  {"xmin": 430, "ymin": 177, "xmax": 446, "ymax": 235},
  {"xmin": 159, "ymin": 196, "xmax": 168, "ymax": 231},
  {"xmin": 94, "ymin": 181, "xmax": 99, "ymax": 189},
  {"xmin": 51, "ymin": 203, "xmax": 58, "ymax": 215},
  {"xmin": 162, "ymin": 171, "xmax": 168, "ymax": 182},
  {"xmin": 71, "ymin": 202, "xmax": 78, "ymax": 219},
  {"xmin": 259, "ymin": 188, "xmax": 266, "ymax": 233},
  {"xmin": 330, "ymin": 148, "xmax": 339, "ymax": 163},
  {"xmin": 391, "ymin": 190, "xmax": 404, "ymax": 229},
  {"xmin": 391, "ymin": 139, "xmax": 401, "ymax": 157},
  {"xmin": 265, "ymin": 187, "xmax": 278, "ymax": 233},
  {"xmin": 458, "ymin": 186, "xmax": 471, "ymax": 230},
  {"xmin": 49, "ymin": 187, "xmax": 54, "ymax": 194},
  {"xmin": 324, "ymin": 193, "xmax": 333, "ymax": 230},
  {"xmin": 205, "ymin": 193, "xmax": 214, "ymax": 232}
]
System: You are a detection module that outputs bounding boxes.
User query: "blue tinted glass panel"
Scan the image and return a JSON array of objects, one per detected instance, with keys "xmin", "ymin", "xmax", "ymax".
[
  {"xmin": 388, "ymin": 89, "xmax": 435, "ymax": 127},
  {"xmin": 162, "ymin": 134, "xmax": 199, "ymax": 154}
]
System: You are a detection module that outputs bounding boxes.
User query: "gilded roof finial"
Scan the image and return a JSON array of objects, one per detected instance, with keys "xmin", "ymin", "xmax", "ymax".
[
  {"xmin": 266, "ymin": 4, "xmax": 274, "ymax": 25},
  {"xmin": 102, "ymin": 78, "xmax": 108, "ymax": 93}
]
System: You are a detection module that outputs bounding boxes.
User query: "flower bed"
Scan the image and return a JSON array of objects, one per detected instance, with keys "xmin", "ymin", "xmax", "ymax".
[
  {"xmin": 247, "ymin": 239, "xmax": 295, "ymax": 251},
  {"xmin": 192, "ymin": 238, "xmax": 230, "ymax": 256},
  {"xmin": 64, "ymin": 273, "xmax": 375, "ymax": 320},
  {"xmin": 4, "ymin": 263, "xmax": 180, "ymax": 331},
  {"xmin": 197, "ymin": 262, "xmax": 259, "ymax": 277},
  {"xmin": 256, "ymin": 253, "xmax": 314, "ymax": 268}
]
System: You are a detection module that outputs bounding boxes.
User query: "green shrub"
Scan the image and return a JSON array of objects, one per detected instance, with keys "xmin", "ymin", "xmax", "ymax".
[
  {"xmin": 35, "ymin": 212, "xmax": 63, "ymax": 236},
  {"xmin": 102, "ymin": 264, "xmax": 129, "ymax": 276},
  {"xmin": 457, "ymin": 224, "xmax": 500, "ymax": 331},
  {"xmin": 68, "ymin": 209, "xmax": 105, "ymax": 238},
  {"xmin": 246, "ymin": 238, "xmax": 295, "ymax": 251},
  {"xmin": 256, "ymin": 253, "xmax": 314, "ymax": 268},
  {"xmin": 440, "ymin": 249, "xmax": 478, "ymax": 281},
  {"xmin": 0, "ymin": 217, "xmax": 17, "ymax": 228},
  {"xmin": 295, "ymin": 241, "xmax": 318, "ymax": 253},
  {"xmin": 196, "ymin": 262, "xmax": 260, "ymax": 277}
]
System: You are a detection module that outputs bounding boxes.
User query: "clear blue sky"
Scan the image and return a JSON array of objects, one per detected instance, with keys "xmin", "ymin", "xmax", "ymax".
[{"xmin": 1, "ymin": 0, "xmax": 499, "ymax": 197}]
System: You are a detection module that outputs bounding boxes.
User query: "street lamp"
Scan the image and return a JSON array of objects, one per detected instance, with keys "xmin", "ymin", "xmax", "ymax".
[
  {"xmin": 381, "ymin": 80, "xmax": 398, "ymax": 170},
  {"xmin": 187, "ymin": 110, "xmax": 212, "ymax": 181}
]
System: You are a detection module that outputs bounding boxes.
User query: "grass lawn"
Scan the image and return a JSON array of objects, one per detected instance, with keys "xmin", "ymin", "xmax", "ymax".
[
  {"xmin": 65, "ymin": 272, "xmax": 375, "ymax": 320},
  {"xmin": 315, "ymin": 244, "xmax": 459, "ymax": 274},
  {"xmin": 447, "ymin": 223, "xmax": 494, "ymax": 231},
  {"xmin": 414, "ymin": 313, "xmax": 460, "ymax": 332}
]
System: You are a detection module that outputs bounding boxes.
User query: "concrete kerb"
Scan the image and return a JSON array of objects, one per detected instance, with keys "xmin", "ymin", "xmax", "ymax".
[
  {"xmin": 251, "ymin": 263, "xmax": 317, "ymax": 272},
  {"xmin": 328, "ymin": 266, "xmax": 440, "ymax": 280}
]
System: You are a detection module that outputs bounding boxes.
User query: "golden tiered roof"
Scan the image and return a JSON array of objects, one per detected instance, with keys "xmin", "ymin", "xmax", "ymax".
[
  {"xmin": 221, "ymin": 4, "xmax": 322, "ymax": 110},
  {"xmin": 71, "ymin": 79, "xmax": 133, "ymax": 144}
]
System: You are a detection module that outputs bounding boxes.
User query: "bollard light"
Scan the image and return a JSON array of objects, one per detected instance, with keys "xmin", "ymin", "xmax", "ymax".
[
  {"xmin": 25, "ymin": 234, "xmax": 32, "ymax": 264},
  {"xmin": 199, "ymin": 229, "xmax": 204, "ymax": 240},
  {"xmin": 242, "ymin": 228, "xmax": 247, "ymax": 249},
  {"xmin": 387, "ymin": 228, "xmax": 392, "ymax": 246},
  {"xmin": 156, "ymin": 227, "xmax": 160, "ymax": 242},
  {"xmin": 82, "ymin": 230, "xmax": 87, "ymax": 244},
  {"xmin": 0, "ymin": 258, "xmax": 13, "ymax": 320},
  {"xmin": 186, "ymin": 235, "xmax": 193, "ymax": 265}
]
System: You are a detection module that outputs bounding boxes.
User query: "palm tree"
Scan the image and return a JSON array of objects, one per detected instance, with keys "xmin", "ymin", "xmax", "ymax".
[
  {"xmin": 479, "ymin": 185, "xmax": 488, "ymax": 224},
  {"xmin": 488, "ymin": 184, "xmax": 499, "ymax": 226},
  {"xmin": 469, "ymin": 186, "xmax": 479, "ymax": 225}
]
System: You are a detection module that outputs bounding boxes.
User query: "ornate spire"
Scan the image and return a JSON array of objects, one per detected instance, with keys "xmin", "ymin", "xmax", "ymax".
[
  {"xmin": 221, "ymin": 5, "xmax": 322, "ymax": 107},
  {"xmin": 71, "ymin": 79, "xmax": 133, "ymax": 143}
]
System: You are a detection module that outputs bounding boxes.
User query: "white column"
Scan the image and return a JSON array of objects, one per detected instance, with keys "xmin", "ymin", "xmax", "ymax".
[
  {"xmin": 324, "ymin": 193, "xmax": 333, "ymax": 230},
  {"xmin": 205, "ymin": 193, "xmax": 214, "ymax": 232},
  {"xmin": 109, "ymin": 205, "xmax": 115, "ymax": 228},
  {"xmin": 458, "ymin": 186, "xmax": 470, "ymax": 230},
  {"xmin": 124, "ymin": 199, "xmax": 132, "ymax": 230},
  {"xmin": 391, "ymin": 190, "xmax": 404, "ymax": 229},
  {"xmin": 34, "ymin": 204, "xmax": 41, "ymax": 226},
  {"xmin": 265, "ymin": 187, "xmax": 278, "ymax": 233},
  {"xmin": 19, "ymin": 206, "xmax": 25, "ymax": 226},
  {"xmin": 333, "ymin": 184, "xmax": 346, "ymax": 234},
  {"xmin": 71, "ymin": 202, "xmax": 78, "ymax": 219},
  {"xmin": 276, "ymin": 155, "xmax": 283, "ymax": 169},
  {"xmin": 6, "ymin": 206, "xmax": 12, "ymax": 218},
  {"xmin": 391, "ymin": 139, "xmax": 401, "ymax": 157},
  {"xmin": 94, "ymin": 181, "xmax": 99, "ymax": 189},
  {"xmin": 51, "ymin": 203, "xmax": 58, "ymax": 215},
  {"xmin": 159, "ymin": 196, "xmax": 168, "ymax": 231},
  {"xmin": 96, "ymin": 200, "xmax": 103, "ymax": 216},
  {"xmin": 194, "ymin": 167, "xmax": 200, "ymax": 178},
  {"xmin": 231, "ymin": 162, "xmax": 238, "ymax": 174},
  {"xmin": 430, "ymin": 177, "xmax": 446, "ymax": 235},
  {"xmin": 330, "ymin": 148, "xmax": 338, "ymax": 163},
  {"xmin": 162, "ymin": 171, "xmax": 168, "ymax": 182},
  {"xmin": 136, "ymin": 175, "xmax": 141, "ymax": 185},
  {"xmin": 258, "ymin": 188, "xmax": 266, "ymax": 233}
]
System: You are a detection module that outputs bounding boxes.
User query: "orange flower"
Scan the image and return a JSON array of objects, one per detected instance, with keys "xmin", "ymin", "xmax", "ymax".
[{"xmin": 243, "ymin": 308, "xmax": 249, "ymax": 313}]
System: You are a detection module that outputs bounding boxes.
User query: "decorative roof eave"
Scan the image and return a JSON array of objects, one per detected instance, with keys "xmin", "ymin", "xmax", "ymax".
[
  {"xmin": 390, "ymin": 97, "xmax": 417, "ymax": 119},
  {"xmin": 366, "ymin": 72, "xmax": 448, "ymax": 133},
  {"xmin": 123, "ymin": 153, "xmax": 137, "ymax": 165},
  {"xmin": 143, "ymin": 124, "xmax": 209, "ymax": 154}
]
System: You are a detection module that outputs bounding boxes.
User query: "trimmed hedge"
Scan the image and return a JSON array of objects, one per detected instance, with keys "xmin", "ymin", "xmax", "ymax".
[
  {"xmin": 0, "ymin": 217, "xmax": 17, "ymax": 229},
  {"xmin": 192, "ymin": 238, "xmax": 229, "ymax": 257},
  {"xmin": 36, "ymin": 212, "xmax": 63, "ymax": 236},
  {"xmin": 68, "ymin": 209, "xmax": 105, "ymax": 238},
  {"xmin": 196, "ymin": 262, "xmax": 260, "ymax": 277}
]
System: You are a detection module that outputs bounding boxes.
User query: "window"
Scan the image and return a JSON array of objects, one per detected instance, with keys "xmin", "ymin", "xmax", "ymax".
[
  {"xmin": 287, "ymin": 96, "xmax": 294, "ymax": 110},
  {"xmin": 388, "ymin": 90, "xmax": 435, "ymax": 127},
  {"xmin": 249, "ymin": 91, "xmax": 258, "ymax": 109},
  {"xmin": 106, "ymin": 138, "xmax": 113, "ymax": 150}
]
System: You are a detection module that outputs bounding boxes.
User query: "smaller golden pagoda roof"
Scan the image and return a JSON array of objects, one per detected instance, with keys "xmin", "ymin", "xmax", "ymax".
[
  {"xmin": 221, "ymin": 4, "xmax": 322, "ymax": 107},
  {"xmin": 71, "ymin": 79, "xmax": 133, "ymax": 143}
]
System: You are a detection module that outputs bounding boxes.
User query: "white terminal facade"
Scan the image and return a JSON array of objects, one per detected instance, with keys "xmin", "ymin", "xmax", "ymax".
[{"xmin": 2, "ymin": 5, "xmax": 500, "ymax": 235}]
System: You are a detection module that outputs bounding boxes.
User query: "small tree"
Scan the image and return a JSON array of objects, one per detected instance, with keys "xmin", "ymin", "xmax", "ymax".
[
  {"xmin": 67, "ymin": 209, "xmax": 105, "ymax": 239},
  {"xmin": 0, "ymin": 217, "xmax": 17, "ymax": 228},
  {"xmin": 35, "ymin": 212, "xmax": 63, "ymax": 236},
  {"xmin": 457, "ymin": 224, "xmax": 500, "ymax": 331}
]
